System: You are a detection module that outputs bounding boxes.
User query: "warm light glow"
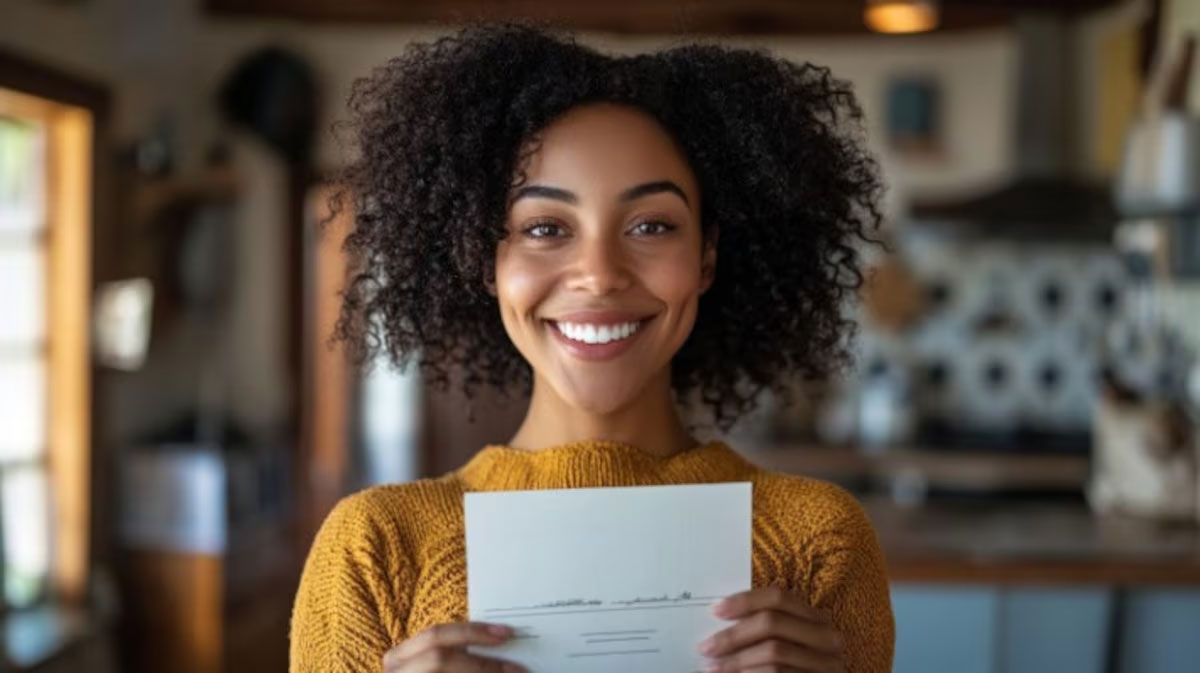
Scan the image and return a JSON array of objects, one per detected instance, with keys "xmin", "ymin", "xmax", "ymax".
[{"xmin": 864, "ymin": 0, "xmax": 939, "ymax": 34}]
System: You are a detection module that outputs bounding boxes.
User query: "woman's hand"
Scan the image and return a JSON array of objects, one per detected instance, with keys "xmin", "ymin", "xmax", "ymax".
[
  {"xmin": 382, "ymin": 622, "xmax": 528, "ymax": 673},
  {"xmin": 697, "ymin": 586, "xmax": 846, "ymax": 673}
]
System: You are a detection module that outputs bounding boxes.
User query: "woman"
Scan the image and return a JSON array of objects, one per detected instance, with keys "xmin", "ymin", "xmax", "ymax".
[{"xmin": 291, "ymin": 24, "xmax": 893, "ymax": 673}]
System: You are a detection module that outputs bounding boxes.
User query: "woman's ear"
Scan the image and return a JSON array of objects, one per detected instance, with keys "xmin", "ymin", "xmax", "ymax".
[
  {"xmin": 483, "ymin": 265, "xmax": 498, "ymax": 297},
  {"xmin": 699, "ymin": 229, "xmax": 718, "ymax": 294}
]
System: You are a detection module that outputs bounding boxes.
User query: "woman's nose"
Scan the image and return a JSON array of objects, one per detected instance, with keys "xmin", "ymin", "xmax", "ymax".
[{"xmin": 568, "ymin": 234, "xmax": 633, "ymax": 295}]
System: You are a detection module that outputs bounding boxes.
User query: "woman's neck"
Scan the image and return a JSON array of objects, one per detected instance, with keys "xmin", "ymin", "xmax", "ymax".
[{"xmin": 506, "ymin": 369, "xmax": 697, "ymax": 458}]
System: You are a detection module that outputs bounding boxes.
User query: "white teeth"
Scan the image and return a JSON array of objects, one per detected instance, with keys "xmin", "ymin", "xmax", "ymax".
[{"xmin": 554, "ymin": 320, "xmax": 642, "ymax": 345}]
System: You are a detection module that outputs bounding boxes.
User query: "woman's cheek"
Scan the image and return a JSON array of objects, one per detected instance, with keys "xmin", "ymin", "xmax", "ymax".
[
  {"xmin": 495, "ymin": 250, "xmax": 558, "ymax": 320},
  {"xmin": 642, "ymin": 244, "xmax": 704, "ymax": 307}
]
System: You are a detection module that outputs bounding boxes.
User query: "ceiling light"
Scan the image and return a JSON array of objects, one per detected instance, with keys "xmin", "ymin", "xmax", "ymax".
[{"xmin": 864, "ymin": 0, "xmax": 940, "ymax": 34}]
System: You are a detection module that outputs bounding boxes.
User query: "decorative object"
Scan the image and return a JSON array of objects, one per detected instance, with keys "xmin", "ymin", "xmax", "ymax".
[
  {"xmin": 93, "ymin": 278, "xmax": 153, "ymax": 371},
  {"xmin": 1088, "ymin": 379, "xmax": 1197, "ymax": 521},
  {"xmin": 1116, "ymin": 35, "xmax": 1199, "ymax": 217}
]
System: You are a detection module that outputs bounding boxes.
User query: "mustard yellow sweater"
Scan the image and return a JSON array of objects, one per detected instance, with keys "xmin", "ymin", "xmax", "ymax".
[{"xmin": 289, "ymin": 440, "xmax": 894, "ymax": 672}]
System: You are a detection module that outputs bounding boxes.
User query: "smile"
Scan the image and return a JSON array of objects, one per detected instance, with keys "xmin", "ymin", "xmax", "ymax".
[
  {"xmin": 544, "ymin": 316, "xmax": 653, "ymax": 362},
  {"xmin": 552, "ymin": 320, "xmax": 641, "ymax": 344}
]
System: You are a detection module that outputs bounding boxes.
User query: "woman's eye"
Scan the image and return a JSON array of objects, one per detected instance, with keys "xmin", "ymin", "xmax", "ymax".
[
  {"xmin": 523, "ymin": 221, "xmax": 565, "ymax": 238},
  {"xmin": 631, "ymin": 220, "xmax": 676, "ymax": 236}
]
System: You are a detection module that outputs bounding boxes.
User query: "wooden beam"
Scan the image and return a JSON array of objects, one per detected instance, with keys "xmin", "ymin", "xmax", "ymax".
[
  {"xmin": 47, "ymin": 100, "xmax": 94, "ymax": 604},
  {"xmin": 299, "ymin": 186, "xmax": 353, "ymax": 542},
  {"xmin": 205, "ymin": 0, "xmax": 1123, "ymax": 34},
  {"xmin": 0, "ymin": 49, "xmax": 108, "ymax": 113}
]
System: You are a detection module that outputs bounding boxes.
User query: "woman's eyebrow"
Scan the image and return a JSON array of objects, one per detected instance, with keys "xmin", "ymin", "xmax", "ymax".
[
  {"xmin": 509, "ymin": 180, "xmax": 691, "ymax": 207},
  {"xmin": 619, "ymin": 180, "xmax": 690, "ymax": 206},
  {"xmin": 510, "ymin": 185, "xmax": 577, "ymax": 205}
]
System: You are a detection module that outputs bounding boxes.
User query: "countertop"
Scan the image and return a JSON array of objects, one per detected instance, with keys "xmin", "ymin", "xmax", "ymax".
[
  {"xmin": 864, "ymin": 498, "xmax": 1200, "ymax": 585},
  {"xmin": 742, "ymin": 445, "xmax": 1200, "ymax": 585}
]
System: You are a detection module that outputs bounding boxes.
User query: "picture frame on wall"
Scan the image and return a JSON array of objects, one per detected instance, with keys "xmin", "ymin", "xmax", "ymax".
[{"xmin": 886, "ymin": 75, "xmax": 943, "ymax": 160}]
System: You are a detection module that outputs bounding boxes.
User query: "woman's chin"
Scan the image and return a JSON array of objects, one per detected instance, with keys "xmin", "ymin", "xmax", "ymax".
[{"xmin": 555, "ymin": 379, "xmax": 647, "ymax": 417}]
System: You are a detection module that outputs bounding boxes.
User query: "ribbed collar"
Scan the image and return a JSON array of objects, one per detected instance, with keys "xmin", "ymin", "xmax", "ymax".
[{"xmin": 456, "ymin": 439, "xmax": 758, "ymax": 492}]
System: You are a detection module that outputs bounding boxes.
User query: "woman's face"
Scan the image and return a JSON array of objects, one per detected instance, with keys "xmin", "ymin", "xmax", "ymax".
[{"xmin": 494, "ymin": 103, "xmax": 715, "ymax": 415}]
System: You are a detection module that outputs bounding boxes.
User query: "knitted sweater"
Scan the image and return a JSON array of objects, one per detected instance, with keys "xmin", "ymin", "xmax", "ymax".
[{"xmin": 289, "ymin": 440, "xmax": 894, "ymax": 672}]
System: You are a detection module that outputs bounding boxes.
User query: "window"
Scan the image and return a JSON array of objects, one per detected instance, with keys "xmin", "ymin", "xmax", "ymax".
[
  {"xmin": 0, "ymin": 112, "xmax": 51, "ymax": 608},
  {"xmin": 0, "ymin": 87, "xmax": 92, "ymax": 609}
]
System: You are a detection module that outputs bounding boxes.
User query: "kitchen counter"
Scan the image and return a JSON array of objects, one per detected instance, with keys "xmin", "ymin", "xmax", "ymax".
[
  {"xmin": 741, "ymin": 446, "xmax": 1200, "ymax": 585},
  {"xmin": 864, "ymin": 498, "xmax": 1200, "ymax": 585}
]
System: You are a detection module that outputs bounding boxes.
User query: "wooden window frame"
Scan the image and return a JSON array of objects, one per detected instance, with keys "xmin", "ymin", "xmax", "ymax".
[{"xmin": 0, "ymin": 49, "xmax": 110, "ymax": 609}]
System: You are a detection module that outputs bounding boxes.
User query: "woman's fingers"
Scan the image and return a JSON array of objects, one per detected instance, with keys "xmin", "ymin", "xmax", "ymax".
[
  {"xmin": 714, "ymin": 586, "xmax": 831, "ymax": 624},
  {"xmin": 705, "ymin": 637, "xmax": 844, "ymax": 672},
  {"xmin": 383, "ymin": 622, "xmax": 523, "ymax": 670},
  {"xmin": 403, "ymin": 647, "xmax": 526, "ymax": 673},
  {"xmin": 389, "ymin": 622, "xmax": 511, "ymax": 660},
  {"xmin": 700, "ymin": 609, "xmax": 844, "ymax": 658},
  {"xmin": 698, "ymin": 588, "xmax": 846, "ymax": 672}
]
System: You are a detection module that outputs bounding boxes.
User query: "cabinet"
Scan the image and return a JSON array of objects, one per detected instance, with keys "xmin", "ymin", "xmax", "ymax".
[{"xmin": 892, "ymin": 584, "xmax": 1200, "ymax": 673}]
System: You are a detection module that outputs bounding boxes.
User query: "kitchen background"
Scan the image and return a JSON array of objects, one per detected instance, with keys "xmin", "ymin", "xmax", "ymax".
[{"xmin": 2, "ymin": 0, "xmax": 1199, "ymax": 672}]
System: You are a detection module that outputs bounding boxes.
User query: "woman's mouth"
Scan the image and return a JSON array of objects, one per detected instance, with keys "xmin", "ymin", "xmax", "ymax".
[
  {"xmin": 555, "ymin": 320, "xmax": 642, "ymax": 344},
  {"xmin": 545, "ymin": 317, "xmax": 652, "ymax": 361}
]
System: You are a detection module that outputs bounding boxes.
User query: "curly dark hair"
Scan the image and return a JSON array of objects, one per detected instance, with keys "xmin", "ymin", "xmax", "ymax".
[{"xmin": 331, "ymin": 23, "xmax": 883, "ymax": 429}]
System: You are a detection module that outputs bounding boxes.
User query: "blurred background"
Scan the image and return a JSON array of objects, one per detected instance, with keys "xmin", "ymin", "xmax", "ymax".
[{"xmin": 2, "ymin": 0, "xmax": 1200, "ymax": 672}]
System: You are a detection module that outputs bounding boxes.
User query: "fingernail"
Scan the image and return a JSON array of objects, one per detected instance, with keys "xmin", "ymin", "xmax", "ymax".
[
  {"xmin": 704, "ymin": 661, "xmax": 722, "ymax": 673},
  {"xmin": 711, "ymin": 599, "xmax": 729, "ymax": 617},
  {"xmin": 488, "ymin": 624, "xmax": 513, "ymax": 637},
  {"xmin": 697, "ymin": 637, "xmax": 715, "ymax": 655}
]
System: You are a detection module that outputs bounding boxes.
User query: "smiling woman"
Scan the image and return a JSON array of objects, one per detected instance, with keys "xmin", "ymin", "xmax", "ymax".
[
  {"xmin": 494, "ymin": 104, "xmax": 713, "ymax": 447},
  {"xmin": 293, "ymin": 23, "xmax": 892, "ymax": 673}
]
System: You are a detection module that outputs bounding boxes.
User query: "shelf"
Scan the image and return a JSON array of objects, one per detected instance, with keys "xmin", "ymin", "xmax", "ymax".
[{"xmin": 124, "ymin": 168, "xmax": 240, "ymax": 228}]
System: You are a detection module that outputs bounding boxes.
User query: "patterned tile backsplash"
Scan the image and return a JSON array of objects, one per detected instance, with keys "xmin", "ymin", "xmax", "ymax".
[{"xmin": 845, "ymin": 231, "xmax": 1167, "ymax": 439}]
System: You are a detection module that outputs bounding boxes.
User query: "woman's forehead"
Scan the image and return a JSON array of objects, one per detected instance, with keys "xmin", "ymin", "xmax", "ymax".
[{"xmin": 518, "ymin": 103, "xmax": 699, "ymax": 203}]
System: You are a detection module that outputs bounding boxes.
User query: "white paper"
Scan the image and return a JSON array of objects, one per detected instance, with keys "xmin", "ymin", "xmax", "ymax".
[{"xmin": 465, "ymin": 482, "xmax": 752, "ymax": 673}]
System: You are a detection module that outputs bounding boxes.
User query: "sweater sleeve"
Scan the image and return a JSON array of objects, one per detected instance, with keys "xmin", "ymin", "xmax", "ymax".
[
  {"xmin": 804, "ymin": 489, "xmax": 895, "ymax": 673},
  {"xmin": 290, "ymin": 492, "xmax": 412, "ymax": 673}
]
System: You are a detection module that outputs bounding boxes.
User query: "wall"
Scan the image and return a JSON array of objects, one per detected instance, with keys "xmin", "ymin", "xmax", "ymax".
[
  {"xmin": 0, "ymin": 0, "xmax": 1144, "ymax": 450},
  {"xmin": 5, "ymin": 1, "xmax": 1023, "ymax": 196},
  {"xmin": 1163, "ymin": 0, "xmax": 1200, "ymax": 112}
]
